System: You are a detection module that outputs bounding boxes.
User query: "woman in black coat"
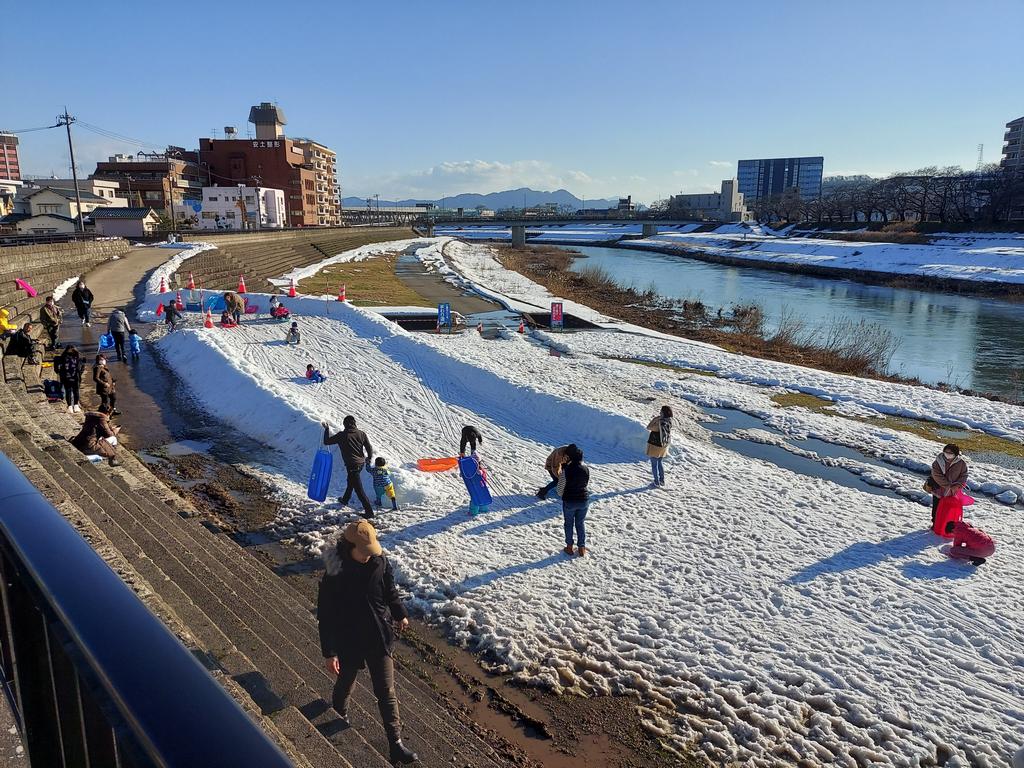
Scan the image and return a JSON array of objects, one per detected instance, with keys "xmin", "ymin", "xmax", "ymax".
[
  {"xmin": 71, "ymin": 281, "xmax": 94, "ymax": 327},
  {"xmin": 317, "ymin": 521, "xmax": 417, "ymax": 764}
]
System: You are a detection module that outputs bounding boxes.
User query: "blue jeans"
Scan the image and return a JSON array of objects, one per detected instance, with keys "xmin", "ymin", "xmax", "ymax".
[
  {"xmin": 650, "ymin": 457, "xmax": 664, "ymax": 485},
  {"xmin": 562, "ymin": 500, "xmax": 588, "ymax": 548}
]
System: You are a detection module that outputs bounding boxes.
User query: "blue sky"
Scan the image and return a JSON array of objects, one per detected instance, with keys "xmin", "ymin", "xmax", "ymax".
[{"xmin": 4, "ymin": 0, "xmax": 1023, "ymax": 203}]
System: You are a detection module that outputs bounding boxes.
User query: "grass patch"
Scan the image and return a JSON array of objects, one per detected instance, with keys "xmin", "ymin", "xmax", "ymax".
[
  {"xmin": 600, "ymin": 355, "xmax": 718, "ymax": 376},
  {"xmin": 863, "ymin": 415, "xmax": 1024, "ymax": 458},
  {"xmin": 297, "ymin": 252, "xmax": 430, "ymax": 307},
  {"xmin": 771, "ymin": 392, "xmax": 836, "ymax": 412}
]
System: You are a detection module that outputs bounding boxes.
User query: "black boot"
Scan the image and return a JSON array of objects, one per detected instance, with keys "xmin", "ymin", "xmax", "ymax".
[{"xmin": 389, "ymin": 739, "xmax": 418, "ymax": 764}]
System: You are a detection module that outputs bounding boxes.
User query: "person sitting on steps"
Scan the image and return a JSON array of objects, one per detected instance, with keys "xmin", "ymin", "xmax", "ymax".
[{"xmin": 70, "ymin": 403, "xmax": 121, "ymax": 467}]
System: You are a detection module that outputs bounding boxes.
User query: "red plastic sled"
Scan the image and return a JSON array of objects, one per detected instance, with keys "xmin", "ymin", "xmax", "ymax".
[
  {"xmin": 932, "ymin": 496, "xmax": 963, "ymax": 538},
  {"xmin": 416, "ymin": 457, "xmax": 458, "ymax": 472}
]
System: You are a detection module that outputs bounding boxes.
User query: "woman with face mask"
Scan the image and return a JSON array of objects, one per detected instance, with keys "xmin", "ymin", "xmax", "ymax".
[{"xmin": 925, "ymin": 443, "xmax": 968, "ymax": 525}]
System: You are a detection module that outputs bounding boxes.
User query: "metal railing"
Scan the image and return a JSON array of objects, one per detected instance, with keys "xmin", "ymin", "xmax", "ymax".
[{"xmin": 0, "ymin": 453, "xmax": 293, "ymax": 767}]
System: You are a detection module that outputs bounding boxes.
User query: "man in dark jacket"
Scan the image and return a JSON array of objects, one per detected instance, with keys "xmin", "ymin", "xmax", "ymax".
[
  {"xmin": 317, "ymin": 521, "xmax": 418, "ymax": 764},
  {"xmin": 557, "ymin": 445, "xmax": 591, "ymax": 556},
  {"xmin": 164, "ymin": 301, "xmax": 182, "ymax": 332},
  {"xmin": 322, "ymin": 415, "xmax": 375, "ymax": 518}
]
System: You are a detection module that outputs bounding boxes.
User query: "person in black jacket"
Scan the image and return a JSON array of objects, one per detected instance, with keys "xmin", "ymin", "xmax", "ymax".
[
  {"xmin": 459, "ymin": 424, "xmax": 483, "ymax": 456},
  {"xmin": 54, "ymin": 344, "xmax": 85, "ymax": 413},
  {"xmin": 317, "ymin": 521, "xmax": 418, "ymax": 764},
  {"xmin": 322, "ymin": 415, "xmax": 375, "ymax": 518},
  {"xmin": 71, "ymin": 281, "xmax": 94, "ymax": 326},
  {"xmin": 557, "ymin": 444, "xmax": 591, "ymax": 557}
]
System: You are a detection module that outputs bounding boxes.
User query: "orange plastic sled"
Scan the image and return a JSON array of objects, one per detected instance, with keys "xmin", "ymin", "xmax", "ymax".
[{"xmin": 416, "ymin": 457, "xmax": 459, "ymax": 472}]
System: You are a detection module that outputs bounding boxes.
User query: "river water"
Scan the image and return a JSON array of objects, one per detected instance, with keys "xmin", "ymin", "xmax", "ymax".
[{"xmin": 569, "ymin": 245, "xmax": 1024, "ymax": 397}]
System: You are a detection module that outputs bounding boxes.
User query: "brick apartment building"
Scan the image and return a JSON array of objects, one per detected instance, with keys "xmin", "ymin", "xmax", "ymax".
[
  {"xmin": 0, "ymin": 133, "xmax": 21, "ymax": 181},
  {"xmin": 197, "ymin": 103, "xmax": 340, "ymax": 227},
  {"xmin": 91, "ymin": 148, "xmax": 208, "ymax": 221}
]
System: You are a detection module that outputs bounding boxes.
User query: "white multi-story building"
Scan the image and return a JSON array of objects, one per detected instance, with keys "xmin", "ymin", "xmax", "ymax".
[
  {"xmin": 670, "ymin": 179, "xmax": 750, "ymax": 222},
  {"xmin": 194, "ymin": 185, "xmax": 286, "ymax": 230}
]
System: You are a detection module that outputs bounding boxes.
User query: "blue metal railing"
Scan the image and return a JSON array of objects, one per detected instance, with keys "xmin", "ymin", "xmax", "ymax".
[{"xmin": 0, "ymin": 452, "xmax": 293, "ymax": 767}]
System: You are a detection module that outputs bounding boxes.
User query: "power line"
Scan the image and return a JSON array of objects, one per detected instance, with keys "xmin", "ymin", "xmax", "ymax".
[
  {"xmin": 76, "ymin": 121, "xmax": 165, "ymax": 150},
  {"xmin": 5, "ymin": 124, "xmax": 61, "ymax": 134}
]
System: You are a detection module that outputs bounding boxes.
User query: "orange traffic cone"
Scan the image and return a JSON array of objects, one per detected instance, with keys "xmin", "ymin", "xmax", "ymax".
[
  {"xmin": 156, "ymin": 302, "xmax": 164, "ymax": 317},
  {"xmin": 187, "ymin": 272, "xmax": 195, "ymax": 290},
  {"xmin": 338, "ymin": 283, "xmax": 347, "ymax": 302},
  {"xmin": 159, "ymin": 276, "xmax": 167, "ymax": 293},
  {"xmin": 288, "ymin": 279, "xmax": 297, "ymax": 298},
  {"xmin": 517, "ymin": 318, "xmax": 525, "ymax": 334},
  {"xmin": 175, "ymin": 291, "xmax": 184, "ymax": 311},
  {"xmin": 237, "ymin": 275, "xmax": 246, "ymax": 294},
  {"xmin": 203, "ymin": 309, "xmax": 214, "ymax": 329}
]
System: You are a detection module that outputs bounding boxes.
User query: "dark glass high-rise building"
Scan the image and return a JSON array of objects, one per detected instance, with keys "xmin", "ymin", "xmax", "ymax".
[{"xmin": 737, "ymin": 156, "xmax": 823, "ymax": 201}]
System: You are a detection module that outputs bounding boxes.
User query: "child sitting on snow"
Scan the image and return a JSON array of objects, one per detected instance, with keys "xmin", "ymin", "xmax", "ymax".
[
  {"xmin": 286, "ymin": 322, "xmax": 301, "ymax": 345},
  {"xmin": 220, "ymin": 310, "xmax": 236, "ymax": 327},
  {"xmin": 305, "ymin": 364, "xmax": 326, "ymax": 383},
  {"xmin": 371, "ymin": 456, "xmax": 399, "ymax": 511},
  {"xmin": 128, "ymin": 329, "xmax": 142, "ymax": 360}
]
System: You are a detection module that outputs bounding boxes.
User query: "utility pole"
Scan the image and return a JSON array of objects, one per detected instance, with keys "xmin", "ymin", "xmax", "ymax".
[{"xmin": 56, "ymin": 108, "xmax": 84, "ymax": 232}]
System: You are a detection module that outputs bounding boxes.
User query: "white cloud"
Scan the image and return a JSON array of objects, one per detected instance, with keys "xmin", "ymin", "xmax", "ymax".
[{"xmin": 708, "ymin": 160, "xmax": 732, "ymax": 168}]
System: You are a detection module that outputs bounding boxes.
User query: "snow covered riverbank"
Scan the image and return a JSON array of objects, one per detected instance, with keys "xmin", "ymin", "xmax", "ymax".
[
  {"xmin": 438, "ymin": 223, "xmax": 1024, "ymax": 288},
  {"xmin": 144, "ymin": 239, "xmax": 1024, "ymax": 766}
]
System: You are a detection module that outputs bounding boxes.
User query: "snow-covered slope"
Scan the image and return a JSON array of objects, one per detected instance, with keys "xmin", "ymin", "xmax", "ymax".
[{"xmin": 150, "ymin": 320, "xmax": 1022, "ymax": 766}]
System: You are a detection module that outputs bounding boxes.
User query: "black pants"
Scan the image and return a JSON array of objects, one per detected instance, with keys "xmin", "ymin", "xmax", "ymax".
[
  {"xmin": 44, "ymin": 324, "xmax": 59, "ymax": 349},
  {"xmin": 332, "ymin": 652, "xmax": 401, "ymax": 742},
  {"xmin": 99, "ymin": 392, "xmax": 117, "ymax": 411},
  {"xmin": 340, "ymin": 465, "xmax": 374, "ymax": 515},
  {"xmin": 112, "ymin": 332, "xmax": 126, "ymax": 361},
  {"xmin": 62, "ymin": 380, "xmax": 79, "ymax": 407}
]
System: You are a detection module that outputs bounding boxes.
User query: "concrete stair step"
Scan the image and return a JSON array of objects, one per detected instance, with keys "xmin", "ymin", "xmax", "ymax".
[{"xmin": 2, "ymin": 385, "xmax": 501, "ymax": 767}]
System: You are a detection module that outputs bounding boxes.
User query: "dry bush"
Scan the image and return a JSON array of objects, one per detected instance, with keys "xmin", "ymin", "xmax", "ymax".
[{"xmin": 768, "ymin": 306, "xmax": 809, "ymax": 346}]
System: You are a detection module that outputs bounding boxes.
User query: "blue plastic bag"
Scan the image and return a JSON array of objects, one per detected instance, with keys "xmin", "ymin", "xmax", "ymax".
[
  {"xmin": 307, "ymin": 447, "xmax": 333, "ymax": 502},
  {"xmin": 98, "ymin": 333, "xmax": 115, "ymax": 351}
]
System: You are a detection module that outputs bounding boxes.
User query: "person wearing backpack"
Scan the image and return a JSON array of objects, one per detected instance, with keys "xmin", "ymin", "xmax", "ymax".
[
  {"xmin": 54, "ymin": 345, "xmax": 85, "ymax": 413},
  {"xmin": 645, "ymin": 405, "xmax": 673, "ymax": 488}
]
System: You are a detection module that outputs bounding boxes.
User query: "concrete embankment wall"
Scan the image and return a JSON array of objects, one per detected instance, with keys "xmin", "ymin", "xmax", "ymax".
[{"xmin": 0, "ymin": 239, "xmax": 132, "ymax": 323}]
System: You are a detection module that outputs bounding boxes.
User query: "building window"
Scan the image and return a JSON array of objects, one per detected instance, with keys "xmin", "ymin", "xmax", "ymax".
[{"xmin": 208, "ymin": 196, "xmax": 217, "ymax": 202}]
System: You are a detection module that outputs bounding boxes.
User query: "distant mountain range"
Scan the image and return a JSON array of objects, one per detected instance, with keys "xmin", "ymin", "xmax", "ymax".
[{"xmin": 342, "ymin": 188, "xmax": 627, "ymax": 211}]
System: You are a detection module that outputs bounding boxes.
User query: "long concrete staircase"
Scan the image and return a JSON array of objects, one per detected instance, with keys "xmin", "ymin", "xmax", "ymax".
[
  {"xmin": 175, "ymin": 228, "xmax": 415, "ymax": 293},
  {"xmin": 0, "ymin": 366, "xmax": 518, "ymax": 768}
]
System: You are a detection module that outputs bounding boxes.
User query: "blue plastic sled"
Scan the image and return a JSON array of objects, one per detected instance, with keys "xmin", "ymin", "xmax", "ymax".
[
  {"xmin": 202, "ymin": 295, "xmax": 227, "ymax": 313},
  {"xmin": 308, "ymin": 447, "xmax": 333, "ymax": 502},
  {"xmin": 458, "ymin": 456, "xmax": 492, "ymax": 515},
  {"xmin": 98, "ymin": 333, "xmax": 115, "ymax": 351}
]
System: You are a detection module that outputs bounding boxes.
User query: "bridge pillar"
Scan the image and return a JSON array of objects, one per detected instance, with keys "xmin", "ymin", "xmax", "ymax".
[
  {"xmin": 425, "ymin": 222, "xmax": 434, "ymax": 237},
  {"xmin": 511, "ymin": 225, "xmax": 526, "ymax": 248},
  {"xmin": 642, "ymin": 222, "xmax": 658, "ymax": 238}
]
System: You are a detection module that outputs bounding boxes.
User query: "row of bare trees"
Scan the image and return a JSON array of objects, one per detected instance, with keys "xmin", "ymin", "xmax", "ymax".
[{"xmin": 749, "ymin": 165, "xmax": 1024, "ymax": 225}]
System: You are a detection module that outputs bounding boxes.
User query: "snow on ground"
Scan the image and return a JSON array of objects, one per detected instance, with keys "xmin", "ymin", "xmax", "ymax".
[
  {"xmin": 440, "ymin": 223, "xmax": 1024, "ymax": 286},
  {"xmin": 144, "ymin": 241, "xmax": 1024, "ymax": 765},
  {"xmin": 52, "ymin": 275, "xmax": 82, "ymax": 302},
  {"xmin": 136, "ymin": 242, "xmax": 216, "ymax": 321}
]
